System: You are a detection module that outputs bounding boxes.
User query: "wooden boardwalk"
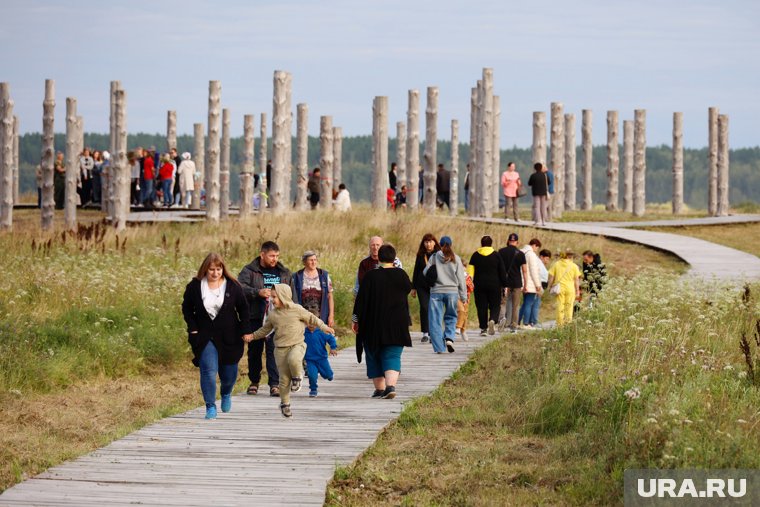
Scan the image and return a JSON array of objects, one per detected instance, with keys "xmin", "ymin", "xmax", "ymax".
[{"xmin": 0, "ymin": 331, "xmax": 499, "ymax": 506}]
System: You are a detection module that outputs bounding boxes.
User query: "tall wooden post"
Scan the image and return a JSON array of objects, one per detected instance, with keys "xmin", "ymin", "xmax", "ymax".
[
  {"xmin": 113, "ymin": 89, "xmax": 129, "ymax": 231},
  {"xmin": 106, "ymin": 81, "xmax": 120, "ymax": 219},
  {"xmin": 319, "ymin": 115, "xmax": 334, "ymax": 209},
  {"xmin": 672, "ymin": 112, "xmax": 684, "ymax": 215},
  {"xmin": 492, "ymin": 95, "xmax": 501, "ymax": 215},
  {"xmin": 192, "ymin": 122, "xmax": 204, "ymax": 210},
  {"xmin": 0, "ymin": 83, "xmax": 13, "ymax": 230},
  {"xmin": 633, "ymin": 109, "xmax": 646, "ymax": 217},
  {"xmin": 41, "ymin": 79, "xmax": 56, "ymax": 230},
  {"xmin": 239, "ymin": 114, "xmax": 255, "ymax": 218},
  {"xmin": 295, "ymin": 104, "xmax": 308, "ymax": 211},
  {"xmin": 450, "ymin": 119, "xmax": 459, "ymax": 216},
  {"xmin": 606, "ymin": 110, "xmax": 619, "ymax": 211},
  {"xmin": 371, "ymin": 96, "xmax": 389, "ymax": 210},
  {"xmin": 219, "ymin": 108, "xmax": 231, "ymax": 219},
  {"xmin": 550, "ymin": 102, "xmax": 564, "ymax": 219},
  {"xmin": 396, "ymin": 121, "xmax": 406, "ymax": 196},
  {"xmin": 564, "ymin": 113, "xmax": 576, "ymax": 211},
  {"xmin": 332, "ymin": 126, "xmax": 343, "ymax": 194},
  {"xmin": 708, "ymin": 107, "xmax": 719, "ymax": 216},
  {"xmin": 259, "ymin": 112, "xmax": 268, "ymax": 208},
  {"xmin": 478, "ymin": 71, "xmax": 493, "ymax": 217},
  {"xmin": 468, "ymin": 87, "xmax": 480, "ymax": 216},
  {"xmin": 622, "ymin": 120, "xmax": 634, "ymax": 213},
  {"xmin": 406, "ymin": 90, "xmax": 420, "ymax": 210},
  {"xmin": 581, "ymin": 109, "xmax": 592, "ymax": 210},
  {"xmin": 64, "ymin": 97, "xmax": 78, "ymax": 231},
  {"xmin": 271, "ymin": 71, "xmax": 291, "ymax": 214},
  {"xmin": 532, "ymin": 111, "xmax": 547, "ymax": 166},
  {"xmin": 12, "ymin": 116, "xmax": 18, "ymax": 205},
  {"xmin": 282, "ymin": 73, "xmax": 293, "ymax": 209},
  {"xmin": 167, "ymin": 110, "xmax": 177, "ymax": 152},
  {"xmin": 206, "ymin": 80, "xmax": 221, "ymax": 221},
  {"xmin": 717, "ymin": 114, "xmax": 730, "ymax": 217},
  {"xmin": 423, "ymin": 86, "xmax": 438, "ymax": 212}
]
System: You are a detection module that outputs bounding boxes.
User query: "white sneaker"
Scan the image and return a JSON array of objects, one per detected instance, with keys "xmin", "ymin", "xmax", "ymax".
[
  {"xmin": 497, "ymin": 318, "xmax": 508, "ymax": 332},
  {"xmin": 460, "ymin": 329, "xmax": 469, "ymax": 342},
  {"xmin": 487, "ymin": 320, "xmax": 495, "ymax": 336}
]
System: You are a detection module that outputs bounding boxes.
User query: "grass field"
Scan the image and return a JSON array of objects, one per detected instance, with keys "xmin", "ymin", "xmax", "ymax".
[{"xmin": 0, "ymin": 207, "xmax": 686, "ymax": 492}]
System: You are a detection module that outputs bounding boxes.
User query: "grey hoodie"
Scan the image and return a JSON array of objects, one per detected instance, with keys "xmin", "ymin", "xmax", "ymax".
[{"xmin": 423, "ymin": 251, "xmax": 467, "ymax": 301}]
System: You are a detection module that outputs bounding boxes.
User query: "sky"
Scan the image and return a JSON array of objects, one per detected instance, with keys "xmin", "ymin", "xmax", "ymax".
[{"xmin": 1, "ymin": 0, "xmax": 758, "ymax": 148}]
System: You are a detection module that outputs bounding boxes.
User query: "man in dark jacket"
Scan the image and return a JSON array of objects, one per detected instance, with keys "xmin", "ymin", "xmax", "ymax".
[
  {"xmin": 308, "ymin": 167, "xmax": 321, "ymax": 209},
  {"xmin": 238, "ymin": 241, "xmax": 294, "ymax": 396},
  {"xmin": 436, "ymin": 163, "xmax": 450, "ymax": 210},
  {"xmin": 497, "ymin": 233, "xmax": 528, "ymax": 332},
  {"xmin": 468, "ymin": 236, "xmax": 507, "ymax": 336}
]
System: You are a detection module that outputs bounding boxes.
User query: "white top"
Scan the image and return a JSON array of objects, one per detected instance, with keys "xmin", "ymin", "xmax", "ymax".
[
  {"xmin": 334, "ymin": 189, "xmax": 351, "ymax": 211},
  {"xmin": 201, "ymin": 277, "xmax": 227, "ymax": 320},
  {"xmin": 538, "ymin": 260, "xmax": 549, "ymax": 284}
]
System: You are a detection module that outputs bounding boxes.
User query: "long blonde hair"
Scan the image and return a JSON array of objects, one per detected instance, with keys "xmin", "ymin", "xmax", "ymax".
[{"xmin": 196, "ymin": 252, "xmax": 238, "ymax": 284}]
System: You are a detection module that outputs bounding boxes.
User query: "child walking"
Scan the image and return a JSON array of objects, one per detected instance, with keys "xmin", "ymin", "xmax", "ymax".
[
  {"xmin": 456, "ymin": 258, "xmax": 474, "ymax": 341},
  {"xmin": 247, "ymin": 284, "xmax": 334, "ymax": 418},
  {"xmin": 304, "ymin": 325, "xmax": 338, "ymax": 397}
]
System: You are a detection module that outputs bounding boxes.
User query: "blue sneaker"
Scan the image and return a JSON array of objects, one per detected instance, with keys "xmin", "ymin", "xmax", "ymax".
[
  {"xmin": 221, "ymin": 395, "xmax": 231, "ymax": 413},
  {"xmin": 309, "ymin": 390, "xmax": 318, "ymax": 397},
  {"xmin": 205, "ymin": 405, "xmax": 217, "ymax": 419}
]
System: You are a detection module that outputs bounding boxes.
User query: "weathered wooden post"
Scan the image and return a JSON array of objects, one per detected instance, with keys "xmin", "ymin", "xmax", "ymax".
[
  {"xmin": 492, "ymin": 95, "xmax": 501, "ymax": 215},
  {"xmin": 672, "ymin": 112, "xmax": 684, "ymax": 215},
  {"xmin": 64, "ymin": 97, "xmax": 78, "ymax": 231},
  {"xmin": 105, "ymin": 80, "xmax": 120, "ymax": 218},
  {"xmin": 406, "ymin": 89, "xmax": 420, "ymax": 210},
  {"xmin": 478, "ymin": 72, "xmax": 494, "ymax": 217},
  {"xmin": 332, "ymin": 126, "xmax": 343, "ymax": 194},
  {"xmin": 606, "ymin": 110, "xmax": 619, "ymax": 211},
  {"xmin": 192, "ymin": 123, "xmax": 204, "ymax": 210},
  {"xmin": 319, "ymin": 115, "xmax": 334, "ymax": 209},
  {"xmin": 396, "ymin": 121, "xmax": 406, "ymax": 197},
  {"xmin": 371, "ymin": 96, "xmax": 389, "ymax": 210},
  {"xmin": 167, "ymin": 110, "xmax": 177, "ymax": 152},
  {"xmin": 41, "ymin": 79, "xmax": 56, "ymax": 230},
  {"xmin": 532, "ymin": 110, "xmax": 547, "ymax": 221},
  {"xmin": 468, "ymin": 87, "xmax": 480, "ymax": 217},
  {"xmin": 259, "ymin": 113, "xmax": 268, "ymax": 209},
  {"xmin": 0, "ymin": 83, "xmax": 13, "ymax": 230},
  {"xmin": 633, "ymin": 109, "xmax": 646, "ymax": 217},
  {"xmin": 708, "ymin": 107, "xmax": 719, "ymax": 216},
  {"xmin": 113, "ymin": 89, "xmax": 129, "ymax": 231},
  {"xmin": 12, "ymin": 116, "xmax": 18, "ymax": 205},
  {"xmin": 295, "ymin": 104, "xmax": 308, "ymax": 211},
  {"xmin": 581, "ymin": 109, "xmax": 592, "ymax": 210},
  {"xmin": 564, "ymin": 113, "xmax": 576, "ymax": 211},
  {"xmin": 717, "ymin": 114, "xmax": 730, "ymax": 217},
  {"xmin": 239, "ymin": 114, "xmax": 255, "ymax": 218},
  {"xmin": 622, "ymin": 120, "xmax": 634, "ymax": 213},
  {"xmin": 205, "ymin": 81, "xmax": 221, "ymax": 221},
  {"xmin": 423, "ymin": 86, "xmax": 438, "ymax": 212},
  {"xmin": 271, "ymin": 71, "xmax": 291, "ymax": 214},
  {"xmin": 220, "ymin": 108, "xmax": 231, "ymax": 219},
  {"xmin": 450, "ymin": 119, "xmax": 459, "ymax": 216},
  {"xmin": 282, "ymin": 73, "xmax": 293, "ymax": 209},
  {"xmin": 550, "ymin": 102, "xmax": 564, "ymax": 219}
]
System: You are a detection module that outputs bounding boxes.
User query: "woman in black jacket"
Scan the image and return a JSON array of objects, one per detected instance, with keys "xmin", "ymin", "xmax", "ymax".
[
  {"xmin": 411, "ymin": 233, "xmax": 440, "ymax": 343},
  {"xmin": 182, "ymin": 253, "xmax": 252, "ymax": 419}
]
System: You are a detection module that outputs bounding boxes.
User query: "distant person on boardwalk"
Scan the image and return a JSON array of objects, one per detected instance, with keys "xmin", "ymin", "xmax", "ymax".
[
  {"xmin": 293, "ymin": 251, "xmax": 334, "ymax": 328},
  {"xmin": 53, "ymin": 151, "xmax": 65, "ymax": 209},
  {"xmin": 423, "ymin": 236, "xmax": 467, "ymax": 353},
  {"xmin": 498, "ymin": 233, "xmax": 528, "ymax": 332},
  {"xmin": 518, "ymin": 238, "xmax": 544, "ymax": 329},
  {"xmin": 542, "ymin": 164, "xmax": 554, "ymax": 222},
  {"xmin": 246, "ymin": 284, "xmax": 334, "ymax": 417},
  {"xmin": 464, "ymin": 163, "xmax": 471, "ymax": 212},
  {"xmin": 308, "ymin": 167, "xmax": 321, "ymax": 209},
  {"xmin": 303, "ymin": 324, "xmax": 338, "ymax": 397},
  {"xmin": 436, "ymin": 163, "xmax": 450, "ymax": 210},
  {"xmin": 528, "ymin": 162, "xmax": 549, "ymax": 226},
  {"xmin": 457, "ymin": 257, "xmax": 475, "ymax": 341},
  {"xmin": 582, "ymin": 250, "xmax": 607, "ymax": 305},
  {"xmin": 238, "ymin": 241, "xmax": 294, "ymax": 397},
  {"xmin": 353, "ymin": 244, "xmax": 412, "ymax": 399},
  {"xmin": 389, "ymin": 162, "xmax": 398, "ymax": 191},
  {"xmin": 92, "ymin": 150, "xmax": 104, "ymax": 205},
  {"xmin": 159, "ymin": 154, "xmax": 174, "ymax": 207},
  {"xmin": 353, "ymin": 236, "xmax": 403, "ymax": 296},
  {"xmin": 547, "ymin": 249, "xmax": 582, "ymax": 326},
  {"xmin": 500, "ymin": 162, "xmax": 522, "ymax": 221},
  {"xmin": 334, "ymin": 183, "xmax": 351, "ymax": 212},
  {"xmin": 170, "ymin": 147, "xmax": 182, "ymax": 206},
  {"xmin": 182, "ymin": 253, "xmax": 252, "ymax": 420},
  {"xmin": 411, "ymin": 233, "xmax": 441, "ymax": 343},
  {"xmin": 394, "ymin": 185, "xmax": 408, "ymax": 210},
  {"xmin": 467, "ymin": 235, "xmax": 507, "ymax": 336},
  {"xmin": 177, "ymin": 152, "xmax": 196, "ymax": 208}
]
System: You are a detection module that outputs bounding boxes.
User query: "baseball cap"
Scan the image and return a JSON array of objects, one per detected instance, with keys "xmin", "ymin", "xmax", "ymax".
[
  {"xmin": 439, "ymin": 236, "xmax": 452, "ymax": 246},
  {"xmin": 508, "ymin": 233, "xmax": 519, "ymax": 242}
]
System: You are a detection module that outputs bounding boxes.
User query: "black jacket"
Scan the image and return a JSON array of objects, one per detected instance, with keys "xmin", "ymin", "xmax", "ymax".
[
  {"xmin": 412, "ymin": 251, "xmax": 437, "ymax": 291},
  {"xmin": 468, "ymin": 250, "xmax": 507, "ymax": 290},
  {"xmin": 181, "ymin": 278, "xmax": 252, "ymax": 367},
  {"xmin": 238, "ymin": 258, "xmax": 293, "ymax": 321}
]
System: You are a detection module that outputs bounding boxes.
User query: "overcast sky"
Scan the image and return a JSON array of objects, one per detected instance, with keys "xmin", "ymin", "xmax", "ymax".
[{"xmin": 1, "ymin": 0, "xmax": 758, "ymax": 148}]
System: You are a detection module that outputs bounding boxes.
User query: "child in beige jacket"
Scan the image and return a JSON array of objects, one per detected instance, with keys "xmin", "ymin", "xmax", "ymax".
[{"xmin": 246, "ymin": 283, "xmax": 334, "ymax": 417}]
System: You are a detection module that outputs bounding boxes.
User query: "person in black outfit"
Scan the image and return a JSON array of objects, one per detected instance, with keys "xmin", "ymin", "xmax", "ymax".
[
  {"xmin": 182, "ymin": 252, "xmax": 253, "ymax": 420},
  {"xmin": 411, "ymin": 233, "xmax": 440, "ymax": 343},
  {"xmin": 436, "ymin": 163, "xmax": 451, "ymax": 209},
  {"xmin": 308, "ymin": 167, "xmax": 321, "ymax": 209},
  {"xmin": 468, "ymin": 235, "xmax": 507, "ymax": 336},
  {"xmin": 497, "ymin": 233, "xmax": 528, "ymax": 332},
  {"xmin": 389, "ymin": 162, "xmax": 398, "ymax": 192},
  {"xmin": 527, "ymin": 162, "xmax": 549, "ymax": 226}
]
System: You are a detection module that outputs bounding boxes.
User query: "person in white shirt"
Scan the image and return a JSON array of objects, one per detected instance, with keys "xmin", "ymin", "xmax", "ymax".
[{"xmin": 334, "ymin": 183, "xmax": 351, "ymax": 212}]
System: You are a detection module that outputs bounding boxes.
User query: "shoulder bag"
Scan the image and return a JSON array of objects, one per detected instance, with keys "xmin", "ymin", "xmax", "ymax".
[{"xmin": 424, "ymin": 256, "xmax": 438, "ymax": 286}]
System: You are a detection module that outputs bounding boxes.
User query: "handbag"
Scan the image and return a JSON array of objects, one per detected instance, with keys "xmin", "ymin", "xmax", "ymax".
[
  {"xmin": 550, "ymin": 265, "xmax": 568, "ymax": 296},
  {"xmin": 517, "ymin": 183, "xmax": 527, "ymax": 198}
]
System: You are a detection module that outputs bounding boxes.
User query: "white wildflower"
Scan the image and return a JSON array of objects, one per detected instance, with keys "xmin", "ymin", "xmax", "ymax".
[{"xmin": 624, "ymin": 387, "xmax": 641, "ymax": 400}]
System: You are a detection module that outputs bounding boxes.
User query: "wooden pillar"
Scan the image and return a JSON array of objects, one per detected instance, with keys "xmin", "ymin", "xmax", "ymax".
[
  {"xmin": 282, "ymin": 73, "xmax": 293, "ymax": 209},
  {"xmin": 622, "ymin": 120, "xmax": 634, "ymax": 213},
  {"xmin": 206, "ymin": 80, "xmax": 221, "ymax": 221},
  {"xmin": 492, "ymin": 95, "xmax": 501, "ymax": 215},
  {"xmin": 64, "ymin": 97, "xmax": 78, "ymax": 231},
  {"xmin": 271, "ymin": 71, "xmax": 291, "ymax": 214},
  {"xmin": 167, "ymin": 110, "xmax": 177, "ymax": 152},
  {"xmin": 113, "ymin": 89, "xmax": 129, "ymax": 231},
  {"xmin": 423, "ymin": 86, "xmax": 438, "ymax": 212},
  {"xmin": 41, "ymin": 79, "xmax": 55, "ymax": 230},
  {"xmin": 106, "ymin": 81, "xmax": 120, "ymax": 219},
  {"xmin": 219, "ymin": 108, "xmax": 230, "ymax": 219},
  {"xmin": 12, "ymin": 116, "xmax": 18, "ymax": 205},
  {"xmin": 581, "ymin": 109, "xmax": 592, "ymax": 210},
  {"xmin": 0, "ymin": 83, "xmax": 13, "ymax": 230},
  {"xmin": 371, "ymin": 96, "xmax": 389, "ymax": 210},
  {"xmin": 468, "ymin": 87, "xmax": 479, "ymax": 216},
  {"xmin": 319, "ymin": 115, "xmax": 334, "ymax": 209},
  {"xmin": 708, "ymin": 107, "xmax": 719, "ymax": 216},
  {"xmin": 259, "ymin": 113, "xmax": 268, "ymax": 208},
  {"xmin": 532, "ymin": 111, "xmax": 547, "ymax": 166},
  {"xmin": 606, "ymin": 110, "xmax": 619, "ymax": 211},
  {"xmin": 396, "ymin": 121, "xmax": 406, "ymax": 196},
  {"xmin": 295, "ymin": 104, "xmax": 308, "ymax": 211},
  {"xmin": 633, "ymin": 109, "xmax": 646, "ymax": 217},
  {"xmin": 717, "ymin": 114, "xmax": 730, "ymax": 217},
  {"xmin": 564, "ymin": 113, "xmax": 576, "ymax": 211},
  {"xmin": 550, "ymin": 102, "xmax": 564, "ymax": 219},
  {"xmin": 672, "ymin": 112, "xmax": 684, "ymax": 215},
  {"xmin": 239, "ymin": 114, "xmax": 255, "ymax": 218},
  {"xmin": 450, "ymin": 119, "xmax": 459, "ymax": 216},
  {"xmin": 192, "ymin": 123, "xmax": 204, "ymax": 210},
  {"xmin": 406, "ymin": 89, "xmax": 420, "ymax": 210},
  {"xmin": 478, "ymin": 71, "xmax": 493, "ymax": 218},
  {"xmin": 332, "ymin": 126, "xmax": 343, "ymax": 194}
]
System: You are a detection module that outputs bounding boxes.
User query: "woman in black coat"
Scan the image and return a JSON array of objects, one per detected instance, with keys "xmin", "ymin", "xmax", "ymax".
[
  {"xmin": 352, "ymin": 244, "xmax": 412, "ymax": 400},
  {"xmin": 182, "ymin": 252, "xmax": 252, "ymax": 419},
  {"xmin": 411, "ymin": 233, "xmax": 440, "ymax": 343}
]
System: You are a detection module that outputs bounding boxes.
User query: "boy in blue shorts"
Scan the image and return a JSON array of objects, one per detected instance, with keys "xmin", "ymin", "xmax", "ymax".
[{"xmin": 304, "ymin": 324, "xmax": 338, "ymax": 397}]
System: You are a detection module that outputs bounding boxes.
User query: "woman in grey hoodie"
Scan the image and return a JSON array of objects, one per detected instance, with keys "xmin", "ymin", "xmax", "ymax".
[{"xmin": 423, "ymin": 236, "xmax": 467, "ymax": 353}]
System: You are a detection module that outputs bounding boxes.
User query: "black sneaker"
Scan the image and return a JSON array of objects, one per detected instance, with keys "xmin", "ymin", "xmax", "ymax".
[
  {"xmin": 371, "ymin": 389, "xmax": 384, "ymax": 398},
  {"xmin": 445, "ymin": 339, "xmax": 455, "ymax": 353},
  {"xmin": 420, "ymin": 334, "xmax": 430, "ymax": 343},
  {"xmin": 382, "ymin": 386, "xmax": 396, "ymax": 399}
]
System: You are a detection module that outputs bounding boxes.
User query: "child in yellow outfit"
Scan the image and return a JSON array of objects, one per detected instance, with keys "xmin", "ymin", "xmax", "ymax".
[
  {"xmin": 247, "ymin": 283, "xmax": 334, "ymax": 418},
  {"xmin": 547, "ymin": 250, "xmax": 582, "ymax": 326},
  {"xmin": 457, "ymin": 258, "xmax": 474, "ymax": 341}
]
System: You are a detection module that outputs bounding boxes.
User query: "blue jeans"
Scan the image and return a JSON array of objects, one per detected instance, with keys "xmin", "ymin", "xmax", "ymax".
[
  {"xmin": 428, "ymin": 292, "xmax": 459, "ymax": 353},
  {"xmin": 530, "ymin": 293, "xmax": 541, "ymax": 325},
  {"xmin": 464, "ymin": 191, "xmax": 469, "ymax": 212},
  {"xmin": 306, "ymin": 357, "xmax": 334, "ymax": 392},
  {"xmin": 519, "ymin": 293, "xmax": 536, "ymax": 325},
  {"xmin": 161, "ymin": 179, "xmax": 173, "ymax": 205},
  {"xmin": 141, "ymin": 178, "xmax": 154, "ymax": 205},
  {"xmin": 199, "ymin": 341, "xmax": 238, "ymax": 409}
]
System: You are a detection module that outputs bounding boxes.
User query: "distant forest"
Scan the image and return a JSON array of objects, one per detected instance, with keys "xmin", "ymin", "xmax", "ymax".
[{"xmin": 15, "ymin": 132, "xmax": 760, "ymax": 208}]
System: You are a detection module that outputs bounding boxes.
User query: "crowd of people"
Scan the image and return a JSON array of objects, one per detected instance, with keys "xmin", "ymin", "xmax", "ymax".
[{"xmin": 181, "ymin": 233, "xmax": 607, "ymax": 420}]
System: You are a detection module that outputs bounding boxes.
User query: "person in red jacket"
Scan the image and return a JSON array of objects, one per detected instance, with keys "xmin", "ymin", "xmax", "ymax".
[
  {"xmin": 159, "ymin": 154, "xmax": 175, "ymax": 207},
  {"xmin": 142, "ymin": 151, "xmax": 156, "ymax": 207}
]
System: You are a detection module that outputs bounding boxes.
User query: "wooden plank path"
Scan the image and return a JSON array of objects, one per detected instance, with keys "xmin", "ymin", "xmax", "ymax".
[{"xmin": 0, "ymin": 331, "xmax": 498, "ymax": 506}]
